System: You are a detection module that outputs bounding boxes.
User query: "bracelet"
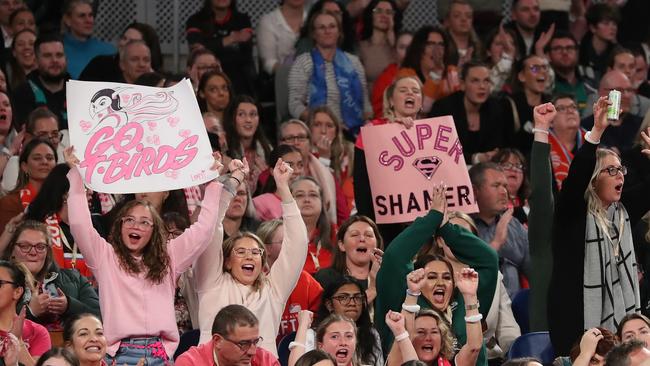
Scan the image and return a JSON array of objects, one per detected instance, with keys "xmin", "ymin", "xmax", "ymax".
[
  {"xmin": 288, "ymin": 341, "xmax": 306, "ymax": 350},
  {"xmin": 395, "ymin": 331, "xmax": 410, "ymax": 342},
  {"xmin": 464, "ymin": 314, "xmax": 483, "ymax": 323},
  {"xmin": 465, "ymin": 301, "xmax": 479, "ymax": 311},
  {"xmin": 406, "ymin": 289, "xmax": 421, "ymax": 297},
  {"xmin": 229, "ymin": 175, "xmax": 242, "ymax": 186},
  {"xmin": 531, "ymin": 128, "xmax": 549, "ymax": 135},
  {"xmin": 584, "ymin": 131, "xmax": 601, "ymax": 145},
  {"xmin": 402, "ymin": 303, "xmax": 421, "ymax": 313}
]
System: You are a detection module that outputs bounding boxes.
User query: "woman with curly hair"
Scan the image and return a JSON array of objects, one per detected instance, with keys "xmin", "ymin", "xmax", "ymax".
[{"xmin": 64, "ymin": 147, "xmax": 243, "ymax": 366}]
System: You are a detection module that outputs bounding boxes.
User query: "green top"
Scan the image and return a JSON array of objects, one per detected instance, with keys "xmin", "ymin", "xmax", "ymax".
[{"xmin": 374, "ymin": 210, "xmax": 499, "ymax": 366}]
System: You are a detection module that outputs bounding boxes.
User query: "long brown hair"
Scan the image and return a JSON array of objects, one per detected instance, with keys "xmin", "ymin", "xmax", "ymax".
[
  {"xmin": 109, "ymin": 200, "xmax": 170, "ymax": 284},
  {"xmin": 307, "ymin": 106, "xmax": 352, "ymax": 181},
  {"xmin": 331, "ymin": 215, "xmax": 383, "ymax": 274}
]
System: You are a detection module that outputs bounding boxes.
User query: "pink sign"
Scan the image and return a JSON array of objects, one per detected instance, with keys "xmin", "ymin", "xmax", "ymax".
[
  {"xmin": 67, "ymin": 79, "xmax": 218, "ymax": 193},
  {"xmin": 361, "ymin": 116, "xmax": 478, "ymax": 224}
]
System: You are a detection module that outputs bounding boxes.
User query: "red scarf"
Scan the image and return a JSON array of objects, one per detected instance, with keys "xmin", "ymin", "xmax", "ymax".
[
  {"xmin": 44, "ymin": 214, "xmax": 93, "ymax": 281},
  {"xmin": 549, "ymin": 129, "xmax": 585, "ymax": 190},
  {"xmin": 19, "ymin": 182, "xmax": 37, "ymax": 208}
]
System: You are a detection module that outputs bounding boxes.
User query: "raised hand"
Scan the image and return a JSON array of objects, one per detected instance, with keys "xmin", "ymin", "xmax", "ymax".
[
  {"xmin": 533, "ymin": 102, "xmax": 556, "ymax": 130},
  {"xmin": 314, "ymin": 135, "xmax": 332, "ymax": 158},
  {"xmin": 640, "ymin": 127, "xmax": 650, "ymax": 158},
  {"xmin": 9, "ymin": 307, "xmax": 25, "ymax": 340},
  {"xmin": 429, "ymin": 182, "xmax": 449, "ymax": 226},
  {"xmin": 47, "ymin": 288, "xmax": 68, "ymax": 315},
  {"xmin": 491, "ymin": 207, "xmax": 513, "ymax": 251},
  {"xmin": 593, "ymin": 95, "xmax": 611, "ymax": 133},
  {"xmin": 456, "ymin": 267, "xmax": 479, "ymax": 297},
  {"xmin": 385, "ymin": 310, "xmax": 407, "ymax": 335},
  {"xmin": 535, "ymin": 23, "xmax": 555, "ymax": 56},
  {"xmin": 3, "ymin": 333, "xmax": 19, "ymax": 366},
  {"xmin": 368, "ymin": 248, "xmax": 384, "ymax": 283},
  {"xmin": 406, "ymin": 268, "xmax": 426, "ymax": 294},
  {"xmin": 297, "ymin": 310, "xmax": 313, "ymax": 329},
  {"xmin": 63, "ymin": 146, "xmax": 80, "ymax": 168},
  {"xmin": 579, "ymin": 328, "xmax": 603, "ymax": 359}
]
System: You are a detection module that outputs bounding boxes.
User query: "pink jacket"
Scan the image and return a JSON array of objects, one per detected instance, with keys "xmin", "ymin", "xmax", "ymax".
[
  {"xmin": 175, "ymin": 338, "xmax": 280, "ymax": 366},
  {"xmin": 67, "ymin": 167, "xmax": 223, "ymax": 358}
]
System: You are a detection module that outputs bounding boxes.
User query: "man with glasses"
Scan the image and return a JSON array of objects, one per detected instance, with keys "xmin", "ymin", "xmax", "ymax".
[
  {"xmin": 548, "ymin": 31, "xmax": 591, "ymax": 115},
  {"xmin": 547, "ymin": 93, "xmax": 586, "ymax": 190},
  {"xmin": 1, "ymin": 108, "xmax": 66, "ymax": 191},
  {"xmin": 176, "ymin": 304, "xmax": 279, "ymax": 366},
  {"xmin": 580, "ymin": 70, "xmax": 643, "ymax": 153}
]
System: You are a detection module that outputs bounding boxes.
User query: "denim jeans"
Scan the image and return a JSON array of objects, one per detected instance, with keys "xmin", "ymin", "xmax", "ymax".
[{"xmin": 105, "ymin": 337, "xmax": 170, "ymax": 366}]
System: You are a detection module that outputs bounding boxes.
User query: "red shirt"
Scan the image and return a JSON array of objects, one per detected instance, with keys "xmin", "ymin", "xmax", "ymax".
[
  {"xmin": 302, "ymin": 224, "xmax": 337, "ymax": 275},
  {"xmin": 277, "ymin": 271, "xmax": 323, "ymax": 340},
  {"xmin": 176, "ymin": 339, "xmax": 280, "ymax": 366},
  {"xmin": 23, "ymin": 319, "xmax": 51, "ymax": 356}
]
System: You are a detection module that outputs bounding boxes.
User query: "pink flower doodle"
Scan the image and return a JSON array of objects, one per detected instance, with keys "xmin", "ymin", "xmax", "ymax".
[
  {"xmin": 146, "ymin": 134, "xmax": 160, "ymax": 145},
  {"xmin": 167, "ymin": 116, "xmax": 180, "ymax": 127},
  {"xmin": 178, "ymin": 129, "xmax": 191, "ymax": 138},
  {"xmin": 165, "ymin": 170, "xmax": 179, "ymax": 179},
  {"xmin": 79, "ymin": 120, "xmax": 92, "ymax": 133},
  {"xmin": 147, "ymin": 121, "xmax": 157, "ymax": 131}
]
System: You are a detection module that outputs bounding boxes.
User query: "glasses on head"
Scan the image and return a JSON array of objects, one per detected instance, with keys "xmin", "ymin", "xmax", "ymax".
[
  {"xmin": 121, "ymin": 217, "xmax": 154, "ymax": 230},
  {"xmin": 35, "ymin": 131, "xmax": 62, "ymax": 142},
  {"xmin": 281, "ymin": 135, "xmax": 309, "ymax": 143},
  {"xmin": 373, "ymin": 7, "xmax": 394, "ymax": 15},
  {"xmin": 0, "ymin": 280, "xmax": 16, "ymax": 287},
  {"xmin": 221, "ymin": 336, "xmax": 264, "ymax": 352},
  {"xmin": 550, "ymin": 45, "xmax": 577, "ymax": 53},
  {"xmin": 528, "ymin": 64, "xmax": 549, "ymax": 74},
  {"xmin": 331, "ymin": 293, "xmax": 366, "ymax": 305},
  {"xmin": 500, "ymin": 162, "xmax": 524, "ymax": 172},
  {"xmin": 600, "ymin": 165, "xmax": 627, "ymax": 177},
  {"xmin": 232, "ymin": 247, "xmax": 264, "ymax": 258},
  {"xmin": 555, "ymin": 103, "xmax": 578, "ymax": 113},
  {"xmin": 15, "ymin": 242, "xmax": 49, "ymax": 254}
]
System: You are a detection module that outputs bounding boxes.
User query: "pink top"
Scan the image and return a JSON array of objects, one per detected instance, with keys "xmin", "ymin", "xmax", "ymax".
[
  {"xmin": 67, "ymin": 168, "xmax": 223, "ymax": 358},
  {"xmin": 195, "ymin": 200, "xmax": 308, "ymax": 357},
  {"xmin": 23, "ymin": 319, "xmax": 51, "ymax": 356},
  {"xmin": 252, "ymin": 193, "xmax": 283, "ymax": 221},
  {"xmin": 175, "ymin": 338, "xmax": 280, "ymax": 366}
]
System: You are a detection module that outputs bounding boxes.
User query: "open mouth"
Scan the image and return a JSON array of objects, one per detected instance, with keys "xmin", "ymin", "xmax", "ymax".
[
  {"xmin": 85, "ymin": 346, "xmax": 103, "ymax": 353},
  {"xmin": 128, "ymin": 233, "xmax": 141, "ymax": 244},
  {"xmin": 335, "ymin": 349, "xmax": 349, "ymax": 358},
  {"xmin": 242, "ymin": 264, "xmax": 255, "ymax": 274},
  {"xmin": 421, "ymin": 344, "xmax": 434, "ymax": 353},
  {"xmin": 432, "ymin": 288, "xmax": 445, "ymax": 303},
  {"xmin": 356, "ymin": 247, "xmax": 368, "ymax": 254},
  {"xmin": 404, "ymin": 98, "xmax": 415, "ymax": 108},
  {"xmin": 615, "ymin": 183, "xmax": 623, "ymax": 193}
]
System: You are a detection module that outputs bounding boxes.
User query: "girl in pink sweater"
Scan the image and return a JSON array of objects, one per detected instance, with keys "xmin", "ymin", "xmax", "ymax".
[{"xmin": 64, "ymin": 147, "xmax": 247, "ymax": 366}]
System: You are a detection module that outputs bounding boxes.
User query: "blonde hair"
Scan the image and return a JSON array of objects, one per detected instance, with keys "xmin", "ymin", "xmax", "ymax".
[
  {"xmin": 414, "ymin": 309, "xmax": 455, "ymax": 360},
  {"xmin": 382, "ymin": 76, "xmax": 423, "ymax": 121},
  {"xmin": 585, "ymin": 148, "xmax": 623, "ymax": 242}
]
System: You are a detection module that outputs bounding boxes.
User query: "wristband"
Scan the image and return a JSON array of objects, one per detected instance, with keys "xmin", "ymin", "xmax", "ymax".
[
  {"xmin": 402, "ymin": 303, "xmax": 421, "ymax": 313},
  {"xmin": 464, "ymin": 314, "xmax": 483, "ymax": 323},
  {"xmin": 584, "ymin": 131, "xmax": 601, "ymax": 145},
  {"xmin": 229, "ymin": 175, "xmax": 242, "ymax": 186},
  {"xmin": 465, "ymin": 301, "xmax": 479, "ymax": 311},
  {"xmin": 395, "ymin": 331, "xmax": 410, "ymax": 342},
  {"xmin": 406, "ymin": 289, "xmax": 421, "ymax": 297},
  {"xmin": 531, "ymin": 128, "xmax": 549, "ymax": 135},
  {"xmin": 288, "ymin": 341, "xmax": 306, "ymax": 350}
]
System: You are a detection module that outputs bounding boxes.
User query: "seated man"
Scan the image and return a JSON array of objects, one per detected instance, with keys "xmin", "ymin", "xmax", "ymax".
[
  {"xmin": 605, "ymin": 340, "xmax": 650, "ymax": 366},
  {"xmin": 469, "ymin": 162, "xmax": 530, "ymax": 298},
  {"xmin": 176, "ymin": 304, "xmax": 279, "ymax": 366}
]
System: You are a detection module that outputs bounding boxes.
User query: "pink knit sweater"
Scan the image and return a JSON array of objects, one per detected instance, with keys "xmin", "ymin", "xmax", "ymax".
[{"xmin": 67, "ymin": 167, "xmax": 223, "ymax": 358}]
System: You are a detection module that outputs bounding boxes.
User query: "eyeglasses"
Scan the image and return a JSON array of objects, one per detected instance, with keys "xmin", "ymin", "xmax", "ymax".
[
  {"xmin": 15, "ymin": 242, "xmax": 49, "ymax": 254},
  {"xmin": 373, "ymin": 7, "xmax": 395, "ymax": 15},
  {"xmin": 500, "ymin": 162, "xmax": 524, "ymax": 172},
  {"xmin": 121, "ymin": 217, "xmax": 154, "ymax": 230},
  {"xmin": 35, "ymin": 131, "xmax": 62, "ymax": 142},
  {"xmin": 221, "ymin": 336, "xmax": 264, "ymax": 352},
  {"xmin": 0, "ymin": 280, "xmax": 16, "ymax": 287},
  {"xmin": 232, "ymin": 247, "xmax": 264, "ymax": 258},
  {"xmin": 331, "ymin": 293, "xmax": 366, "ymax": 305},
  {"xmin": 555, "ymin": 103, "xmax": 578, "ymax": 113},
  {"xmin": 550, "ymin": 45, "xmax": 577, "ymax": 53},
  {"xmin": 281, "ymin": 135, "xmax": 309, "ymax": 143},
  {"xmin": 166, "ymin": 229, "xmax": 184, "ymax": 240},
  {"xmin": 528, "ymin": 64, "xmax": 549, "ymax": 74},
  {"xmin": 600, "ymin": 165, "xmax": 627, "ymax": 176}
]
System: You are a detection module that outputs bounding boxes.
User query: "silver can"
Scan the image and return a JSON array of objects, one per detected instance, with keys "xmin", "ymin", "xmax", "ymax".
[{"xmin": 607, "ymin": 89, "xmax": 621, "ymax": 120}]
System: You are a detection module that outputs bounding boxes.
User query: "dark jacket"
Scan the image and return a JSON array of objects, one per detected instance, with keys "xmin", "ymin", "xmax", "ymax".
[
  {"xmin": 79, "ymin": 54, "xmax": 124, "ymax": 83},
  {"xmin": 504, "ymin": 21, "xmax": 543, "ymax": 58},
  {"xmin": 11, "ymin": 71, "xmax": 69, "ymax": 130}
]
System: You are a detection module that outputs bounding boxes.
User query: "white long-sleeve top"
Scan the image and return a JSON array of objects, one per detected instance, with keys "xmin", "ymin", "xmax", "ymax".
[{"xmin": 256, "ymin": 7, "xmax": 305, "ymax": 74}]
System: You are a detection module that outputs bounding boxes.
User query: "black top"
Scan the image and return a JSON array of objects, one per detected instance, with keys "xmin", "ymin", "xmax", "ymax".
[
  {"xmin": 509, "ymin": 91, "xmax": 551, "ymax": 157},
  {"xmin": 79, "ymin": 53, "xmax": 125, "ymax": 83},
  {"xmin": 185, "ymin": 9, "xmax": 257, "ymax": 96},
  {"xmin": 11, "ymin": 71, "xmax": 69, "ymax": 130},
  {"xmin": 548, "ymin": 142, "xmax": 650, "ymax": 355},
  {"xmin": 580, "ymin": 113, "xmax": 643, "ymax": 153},
  {"xmin": 429, "ymin": 91, "xmax": 514, "ymax": 163},
  {"xmin": 504, "ymin": 21, "xmax": 543, "ymax": 58}
]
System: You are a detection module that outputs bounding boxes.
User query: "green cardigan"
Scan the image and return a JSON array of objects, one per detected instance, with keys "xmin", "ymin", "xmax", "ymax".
[{"xmin": 374, "ymin": 210, "xmax": 499, "ymax": 365}]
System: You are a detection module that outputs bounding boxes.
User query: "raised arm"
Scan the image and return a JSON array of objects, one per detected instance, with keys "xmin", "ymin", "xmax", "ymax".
[
  {"xmin": 288, "ymin": 310, "xmax": 313, "ymax": 366},
  {"xmin": 194, "ymin": 158, "xmax": 248, "ymax": 292},
  {"xmin": 621, "ymin": 127, "xmax": 650, "ymax": 226},
  {"xmin": 64, "ymin": 147, "xmax": 113, "ymax": 269},
  {"xmin": 0, "ymin": 213, "xmax": 23, "ymax": 255},
  {"xmin": 455, "ymin": 268, "xmax": 482, "ymax": 366},
  {"xmin": 269, "ymin": 159, "xmax": 309, "ymax": 302},
  {"xmin": 385, "ymin": 310, "xmax": 418, "ymax": 366},
  {"xmin": 572, "ymin": 329, "xmax": 604, "ymax": 366}
]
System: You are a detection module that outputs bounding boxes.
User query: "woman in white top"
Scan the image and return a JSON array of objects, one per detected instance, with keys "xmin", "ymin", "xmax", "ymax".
[{"xmin": 256, "ymin": 0, "xmax": 306, "ymax": 75}]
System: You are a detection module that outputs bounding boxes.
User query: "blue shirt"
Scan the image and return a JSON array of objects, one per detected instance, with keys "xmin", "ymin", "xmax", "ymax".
[{"xmin": 63, "ymin": 32, "xmax": 116, "ymax": 79}]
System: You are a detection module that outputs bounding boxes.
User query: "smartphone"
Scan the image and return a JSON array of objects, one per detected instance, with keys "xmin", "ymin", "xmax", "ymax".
[{"xmin": 44, "ymin": 282, "xmax": 59, "ymax": 297}]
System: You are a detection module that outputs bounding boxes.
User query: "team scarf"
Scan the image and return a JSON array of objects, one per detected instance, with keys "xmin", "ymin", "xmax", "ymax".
[{"xmin": 309, "ymin": 48, "xmax": 364, "ymax": 134}]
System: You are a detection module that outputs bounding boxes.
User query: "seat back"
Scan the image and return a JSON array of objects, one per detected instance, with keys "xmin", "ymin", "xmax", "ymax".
[
  {"xmin": 508, "ymin": 331, "xmax": 555, "ymax": 365},
  {"xmin": 173, "ymin": 329, "xmax": 200, "ymax": 360},
  {"xmin": 277, "ymin": 331, "xmax": 297, "ymax": 366},
  {"xmin": 512, "ymin": 288, "xmax": 530, "ymax": 334}
]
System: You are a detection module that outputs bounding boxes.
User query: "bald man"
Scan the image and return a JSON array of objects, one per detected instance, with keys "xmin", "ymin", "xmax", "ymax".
[{"xmin": 580, "ymin": 70, "xmax": 643, "ymax": 153}]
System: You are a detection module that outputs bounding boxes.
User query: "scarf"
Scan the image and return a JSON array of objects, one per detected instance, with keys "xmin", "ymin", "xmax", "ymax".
[
  {"xmin": 309, "ymin": 48, "xmax": 364, "ymax": 134},
  {"xmin": 549, "ymin": 128, "xmax": 585, "ymax": 190},
  {"xmin": 19, "ymin": 182, "xmax": 37, "ymax": 208},
  {"xmin": 583, "ymin": 203, "xmax": 639, "ymax": 332}
]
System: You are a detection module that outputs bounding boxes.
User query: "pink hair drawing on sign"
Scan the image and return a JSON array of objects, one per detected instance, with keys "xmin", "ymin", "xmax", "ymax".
[{"xmin": 87, "ymin": 88, "xmax": 179, "ymax": 134}]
